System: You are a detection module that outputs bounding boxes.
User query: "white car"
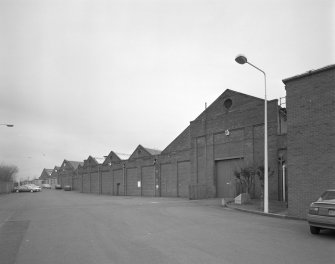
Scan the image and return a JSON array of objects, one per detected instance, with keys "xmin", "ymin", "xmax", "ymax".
[
  {"xmin": 27, "ymin": 184, "xmax": 42, "ymax": 192},
  {"xmin": 307, "ymin": 190, "xmax": 335, "ymax": 234}
]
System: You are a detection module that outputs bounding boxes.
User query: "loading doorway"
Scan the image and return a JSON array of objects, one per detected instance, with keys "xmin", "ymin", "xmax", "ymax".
[{"xmin": 216, "ymin": 158, "xmax": 244, "ymax": 198}]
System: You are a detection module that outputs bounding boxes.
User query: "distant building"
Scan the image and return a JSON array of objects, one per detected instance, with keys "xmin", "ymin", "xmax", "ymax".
[
  {"xmin": 58, "ymin": 160, "xmax": 83, "ymax": 188},
  {"xmin": 78, "ymin": 156, "xmax": 105, "ymax": 194},
  {"xmin": 50, "ymin": 166, "xmax": 60, "ymax": 186},
  {"xmin": 39, "ymin": 168, "xmax": 54, "ymax": 186}
]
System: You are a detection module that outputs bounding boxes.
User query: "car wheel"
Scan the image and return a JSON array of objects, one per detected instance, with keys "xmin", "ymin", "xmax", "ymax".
[
  {"xmin": 310, "ymin": 226, "xmax": 320, "ymax": 234},
  {"xmin": 30, "ymin": 190, "xmax": 33, "ymax": 193}
]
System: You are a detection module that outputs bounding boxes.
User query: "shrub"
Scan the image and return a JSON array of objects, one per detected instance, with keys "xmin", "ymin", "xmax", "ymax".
[{"xmin": 0, "ymin": 164, "xmax": 18, "ymax": 182}]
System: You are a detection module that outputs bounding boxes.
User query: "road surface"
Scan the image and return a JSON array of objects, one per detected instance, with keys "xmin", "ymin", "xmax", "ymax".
[{"xmin": 0, "ymin": 190, "xmax": 334, "ymax": 264}]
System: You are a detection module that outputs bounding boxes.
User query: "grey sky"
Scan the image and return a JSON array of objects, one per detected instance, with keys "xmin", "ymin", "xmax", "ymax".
[{"xmin": 0, "ymin": 0, "xmax": 334, "ymax": 180}]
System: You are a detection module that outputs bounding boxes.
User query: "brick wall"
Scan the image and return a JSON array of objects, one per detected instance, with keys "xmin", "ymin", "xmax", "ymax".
[
  {"xmin": 189, "ymin": 90, "xmax": 280, "ymax": 199},
  {"xmin": 160, "ymin": 125, "xmax": 191, "ymax": 197},
  {"xmin": 284, "ymin": 65, "xmax": 335, "ymax": 218},
  {"xmin": 101, "ymin": 170, "xmax": 113, "ymax": 195},
  {"xmin": 54, "ymin": 89, "xmax": 286, "ymax": 201}
]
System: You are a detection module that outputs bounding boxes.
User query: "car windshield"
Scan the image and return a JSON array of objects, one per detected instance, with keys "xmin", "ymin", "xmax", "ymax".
[{"xmin": 318, "ymin": 190, "xmax": 335, "ymax": 201}]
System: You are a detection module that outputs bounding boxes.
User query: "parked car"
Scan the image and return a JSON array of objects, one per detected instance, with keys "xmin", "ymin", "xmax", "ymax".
[
  {"xmin": 307, "ymin": 190, "xmax": 335, "ymax": 234},
  {"xmin": 63, "ymin": 185, "xmax": 72, "ymax": 191},
  {"xmin": 16, "ymin": 185, "xmax": 27, "ymax": 192},
  {"xmin": 17, "ymin": 185, "xmax": 35, "ymax": 192},
  {"xmin": 27, "ymin": 184, "xmax": 41, "ymax": 192},
  {"xmin": 42, "ymin": 184, "xmax": 51, "ymax": 189},
  {"xmin": 55, "ymin": 184, "xmax": 62, "ymax": 190}
]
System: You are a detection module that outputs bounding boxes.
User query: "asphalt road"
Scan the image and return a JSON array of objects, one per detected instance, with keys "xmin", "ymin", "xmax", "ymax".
[{"xmin": 0, "ymin": 190, "xmax": 334, "ymax": 264}]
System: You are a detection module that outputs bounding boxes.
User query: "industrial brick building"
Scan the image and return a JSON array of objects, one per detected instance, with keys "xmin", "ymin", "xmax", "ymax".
[
  {"xmin": 52, "ymin": 64, "xmax": 334, "ymax": 219},
  {"xmin": 57, "ymin": 89, "xmax": 287, "ymax": 202},
  {"xmin": 58, "ymin": 160, "xmax": 83, "ymax": 188},
  {"xmin": 39, "ymin": 168, "xmax": 58, "ymax": 187},
  {"xmin": 39, "ymin": 168, "xmax": 53, "ymax": 184},
  {"xmin": 283, "ymin": 64, "xmax": 335, "ymax": 218}
]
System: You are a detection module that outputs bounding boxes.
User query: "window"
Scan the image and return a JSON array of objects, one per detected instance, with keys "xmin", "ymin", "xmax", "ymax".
[{"xmin": 224, "ymin": 98, "xmax": 232, "ymax": 110}]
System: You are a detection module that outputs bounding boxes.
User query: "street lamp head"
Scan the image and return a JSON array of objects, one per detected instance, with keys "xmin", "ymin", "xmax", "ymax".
[{"xmin": 235, "ymin": 55, "xmax": 248, "ymax": 65}]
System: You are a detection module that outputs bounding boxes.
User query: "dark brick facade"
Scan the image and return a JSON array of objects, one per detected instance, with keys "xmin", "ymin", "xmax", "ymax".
[
  {"xmin": 58, "ymin": 160, "xmax": 83, "ymax": 189},
  {"xmin": 283, "ymin": 65, "xmax": 335, "ymax": 219},
  {"xmin": 53, "ymin": 89, "xmax": 287, "ymax": 203},
  {"xmin": 188, "ymin": 89, "xmax": 283, "ymax": 199}
]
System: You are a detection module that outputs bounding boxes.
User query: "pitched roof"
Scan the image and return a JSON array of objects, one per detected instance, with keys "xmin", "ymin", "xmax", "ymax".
[
  {"xmin": 44, "ymin": 169, "xmax": 53, "ymax": 176},
  {"xmin": 129, "ymin": 145, "xmax": 161, "ymax": 160},
  {"xmin": 93, "ymin": 157, "xmax": 105, "ymax": 164},
  {"xmin": 161, "ymin": 126, "xmax": 191, "ymax": 154},
  {"xmin": 67, "ymin": 160, "xmax": 84, "ymax": 170},
  {"xmin": 39, "ymin": 168, "xmax": 53, "ymax": 179},
  {"xmin": 143, "ymin": 147, "xmax": 162, "ymax": 156},
  {"xmin": 114, "ymin": 152, "xmax": 131, "ymax": 161},
  {"xmin": 194, "ymin": 89, "xmax": 265, "ymax": 121}
]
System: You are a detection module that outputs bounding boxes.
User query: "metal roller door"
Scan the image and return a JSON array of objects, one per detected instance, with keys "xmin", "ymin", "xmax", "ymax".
[
  {"xmin": 101, "ymin": 171, "xmax": 112, "ymax": 195},
  {"xmin": 216, "ymin": 158, "xmax": 244, "ymax": 198},
  {"xmin": 126, "ymin": 168, "xmax": 140, "ymax": 196},
  {"xmin": 90, "ymin": 172, "xmax": 99, "ymax": 194},
  {"xmin": 113, "ymin": 169, "xmax": 124, "ymax": 196},
  {"xmin": 177, "ymin": 161, "xmax": 190, "ymax": 198},
  {"xmin": 141, "ymin": 166, "xmax": 155, "ymax": 197},
  {"xmin": 161, "ymin": 164, "xmax": 177, "ymax": 197}
]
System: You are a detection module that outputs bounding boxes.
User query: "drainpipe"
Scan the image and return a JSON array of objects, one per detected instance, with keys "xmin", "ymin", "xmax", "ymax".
[
  {"xmin": 88, "ymin": 166, "xmax": 91, "ymax": 193},
  {"xmin": 98, "ymin": 165, "xmax": 101, "ymax": 195},
  {"xmin": 123, "ymin": 163, "xmax": 126, "ymax": 196},
  {"xmin": 81, "ymin": 170, "xmax": 83, "ymax": 193},
  {"xmin": 282, "ymin": 163, "xmax": 286, "ymax": 202}
]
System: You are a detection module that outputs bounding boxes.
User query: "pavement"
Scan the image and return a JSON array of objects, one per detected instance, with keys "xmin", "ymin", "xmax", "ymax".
[
  {"xmin": 189, "ymin": 197, "xmax": 293, "ymax": 219},
  {"xmin": 224, "ymin": 198, "xmax": 292, "ymax": 219}
]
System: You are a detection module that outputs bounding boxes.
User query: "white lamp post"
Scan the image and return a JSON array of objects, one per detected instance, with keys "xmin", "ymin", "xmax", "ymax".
[{"xmin": 235, "ymin": 55, "xmax": 269, "ymax": 213}]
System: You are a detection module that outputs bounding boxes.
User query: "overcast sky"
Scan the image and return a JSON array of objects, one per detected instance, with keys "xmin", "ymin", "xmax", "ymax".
[{"xmin": 0, "ymin": 0, "xmax": 334, "ymax": 180}]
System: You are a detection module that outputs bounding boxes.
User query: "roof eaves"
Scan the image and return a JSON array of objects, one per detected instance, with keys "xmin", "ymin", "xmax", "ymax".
[{"xmin": 282, "ymin": 64, "xmax": 335, "ymax": 84}]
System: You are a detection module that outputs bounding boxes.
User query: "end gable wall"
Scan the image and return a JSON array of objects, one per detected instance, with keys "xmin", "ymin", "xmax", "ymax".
[{"xmin": 189, "ymin": 90, "xmax": 280, "ymax": 199}]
